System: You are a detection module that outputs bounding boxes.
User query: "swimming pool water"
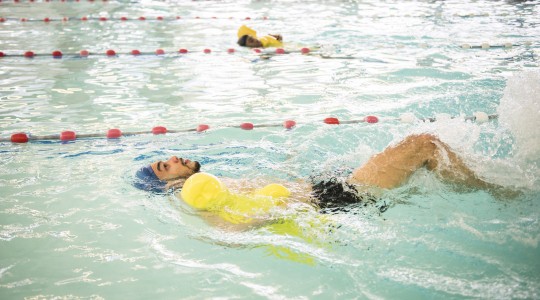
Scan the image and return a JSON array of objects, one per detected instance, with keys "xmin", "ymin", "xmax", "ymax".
[{"xmin": 1, "ymin": 0, "xmax": 539, "ymax": 299}]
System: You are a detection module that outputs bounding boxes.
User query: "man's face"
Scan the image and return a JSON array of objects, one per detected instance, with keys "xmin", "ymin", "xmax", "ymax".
[
  {"xmin": 245, "ymin": 35, "xmax": 263, "ymax": 47},
  {"xmin": 151, "ymin": 156, "xmax": 200, "ymax": 181}
]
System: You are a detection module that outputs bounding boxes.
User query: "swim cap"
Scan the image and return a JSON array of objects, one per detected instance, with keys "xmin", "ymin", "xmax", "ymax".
[{"xmin": 134, "ymin": 165, "xmax": 166, "ymax": 193}]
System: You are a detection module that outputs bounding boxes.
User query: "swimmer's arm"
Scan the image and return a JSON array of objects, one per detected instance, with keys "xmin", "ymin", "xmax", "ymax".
[
  {"xmin": 268, "ymin": 34, "xmax": 282, "ymax": 41},
  {"xmin": 168, "ymin": 195, "xmax": 270, "ymax": 232},
  {"xmin": 220, "ymin": 178, "xmax": 259, "ymax": 194},
  {"xmin": 222, "ymin": 177, "xmax": 314, "ymax": 204},
  {"xmin": 199, "ymin": 211, "xmax": 275, "ymax": 232}
]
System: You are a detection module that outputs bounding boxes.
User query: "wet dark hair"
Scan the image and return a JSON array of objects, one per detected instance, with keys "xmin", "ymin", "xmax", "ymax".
[
  {"xmin": 237, "ymin": 35, "xmax": 248, "ymax": 46},
  {"xmin": 310, "ymin": 177, "xmax": 386, "ymax": 214}
]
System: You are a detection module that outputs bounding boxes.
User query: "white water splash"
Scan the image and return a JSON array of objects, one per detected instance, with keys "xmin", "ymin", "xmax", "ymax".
[{"xmin": 498, "ymin": 70, "xmax": 540, "ymax": 163}]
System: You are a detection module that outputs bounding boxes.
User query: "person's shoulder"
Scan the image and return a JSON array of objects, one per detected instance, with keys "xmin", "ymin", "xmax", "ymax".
[{"xmin": 260, "ymin": 35, "xmax": 283, "ymax": 48}]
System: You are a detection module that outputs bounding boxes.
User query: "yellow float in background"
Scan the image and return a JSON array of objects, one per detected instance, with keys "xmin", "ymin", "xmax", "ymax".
[{"xmin": 237, "ymin": 24, "xmax": 257, "ymax": 38}]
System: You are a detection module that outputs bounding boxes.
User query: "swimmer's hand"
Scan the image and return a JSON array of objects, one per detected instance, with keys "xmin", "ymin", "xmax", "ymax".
[{"xmin": 269, "ymin": 34, "xmax": 282, "ymax": 41}]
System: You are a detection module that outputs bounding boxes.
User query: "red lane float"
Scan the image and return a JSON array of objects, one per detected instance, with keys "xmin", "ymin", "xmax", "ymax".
[
  {"xmin": 131, "ymin": 49, "xmax": 141, "ymax": 55},
  {"xmin": 24, "ymin": 51, "xmax": 34, "ymax": 58},
  {"xmin": 203, "ymin": 49, "xmax": 211, "ymax": 54},
  {"xmin": 80, "ymin": 50, "xmax": 89, "ymax": 57},
  {"xmin": 60, "ymin": 131, "xmax": 76, "ymax": 141},
  {"xmin": 240, "ymin": 123, "xmax": 254, "ymax": 130},
  {"xmin": 155, "ymin": 49, "xmax": 165, "ymax": 55},
  {"xmin": 106, "ymin": 49, "xmax": 116, "ymax": 56},
  {"xmin": 107, "ymin": 128, "xmax": 122, "ymax": 139},
  {"xmin": 324, "ymin": 117, "xmax": 340, "ymax": 125},
  {"xmin": 179, "ymin": 48, "xmax": 188, "ymax": 54},
  {"xmin": 11, "ymin": 133, "xmax": 29, "ymax": 143},
  {"xmin": 283, "ymin": 120, "xmax": 296, "ymax": 129},
  {"xmin": 152, "ymin": 126, "xmax": 167, "ymax": 135},
  {"xmin": 196, "ymin": 124, "xmax": 210, "ymax": 132},
  {"xmin": 52, "ymin": 50, "xmax": 62, "ymax": 58},
  {"xmin": 364, "ymin": 115, "xmax": 379, "ymax": 123}
]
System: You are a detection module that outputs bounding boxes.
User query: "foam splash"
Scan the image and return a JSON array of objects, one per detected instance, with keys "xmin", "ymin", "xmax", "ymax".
[
  {"xmin": 498, "ymin": 70, "xmax": 540, "ymax": 163},
  {"xmin": 409, "ymin": 70, "xmax": 540, "ymax": 190}
]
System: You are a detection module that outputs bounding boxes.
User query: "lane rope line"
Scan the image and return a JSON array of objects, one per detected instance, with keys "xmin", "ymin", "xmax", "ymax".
[{"xmin": 2, "ymin": 112, "xmax": 497, "ymax": 143}]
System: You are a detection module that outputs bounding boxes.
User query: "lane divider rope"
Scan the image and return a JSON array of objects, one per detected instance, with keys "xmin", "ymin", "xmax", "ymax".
[
  {"xmin": 0, "ymin": 8, "xmax": 534, "ymax": 20},
  {"xmin": 0, "ymin": 0, "xmax": 110, "ymax": 2},
  {"xmin": 0, "ymin": 48, "xmax": 312, "ymax": 58},
  {"xmin": 0, "ymin": 16, "xmax": 268, "ymax": 22},
  {"xmin": 1, "ymin": 42, "xmax": 534, "ymax": 59},
  {"xmin": 2, "ymin": 112, "xmax": 497, "ymax": 143}
]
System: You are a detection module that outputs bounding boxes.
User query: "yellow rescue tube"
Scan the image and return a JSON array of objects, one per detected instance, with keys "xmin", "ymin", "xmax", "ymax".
[
  {"xmin": 237, "ymin": 24, "xmax": 258, "ymax": 38},
  {"xmin": 180, "ymin": 172, "xmax": 228, "ymax": 210},
  {"xmin": 255, "ymin": 183, "xmax": 291, "ymax": 198},
  {"xmin": 180, "ymin": 172, "xmax": 290, "ymax": 224}
]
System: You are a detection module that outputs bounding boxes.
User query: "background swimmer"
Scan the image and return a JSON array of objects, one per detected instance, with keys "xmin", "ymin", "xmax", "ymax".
[{"xmin": 237, "ymin": 25, "xmax": 283, "ymax": 48}]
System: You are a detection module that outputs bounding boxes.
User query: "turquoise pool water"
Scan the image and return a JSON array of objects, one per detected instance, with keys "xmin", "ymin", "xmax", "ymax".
[{"xmin": 1, "ymin": 0, "xmax": 539, "ymax": 299}]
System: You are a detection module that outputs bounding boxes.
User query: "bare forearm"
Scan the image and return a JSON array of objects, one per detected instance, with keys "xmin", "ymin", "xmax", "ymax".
[{"xmin": 268, "ymin": 34, "xmax": 282, "ymax": 41}]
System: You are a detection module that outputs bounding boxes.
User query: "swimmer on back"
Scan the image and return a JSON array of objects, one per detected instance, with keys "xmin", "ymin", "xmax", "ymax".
[
  {"xmin": 134, "ymin": 156, "xmax": 201, "ymax": 193},
  {"xmin": 134, "ymin": 134, "xmax": 510, "ymax": 217},
  {"xmin": 237, "ymin": 25, "xmax": 283, "ymax": 48}
]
